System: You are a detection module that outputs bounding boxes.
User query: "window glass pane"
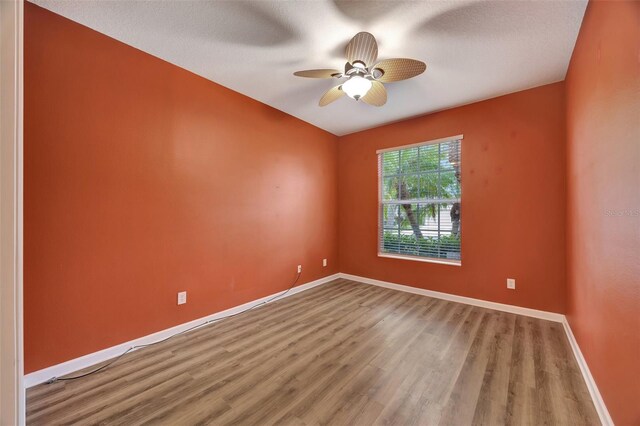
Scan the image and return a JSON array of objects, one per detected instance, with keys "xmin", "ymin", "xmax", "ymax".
[
  {"xmin": 400, "ymin": 147, "xmax": 420, "ymax": 174},
  {"xmin": 419, "ymin": 172, "xmax": 440, "ymax": 200},
  {"xmin": 439, "ymin": 170, "xmax": 461, "ymax": 198},
  {"xmin": 382, "ymin": 204, "xmax": 400, "ymax": 228},
  {"xmin": 382, "ymin": 151, "xmax": 399, "ymax": 176},
  {"xmin": 399, "ymin": 174, "xmax": 420, "ymax": 199},
  {"xmin": 382, "ymin": 177, "xmax": 398, "ymax": 200},
  {"xmin": 418, "ymin": 144, "xmax": 439, "ymax": 171},
  {"xmin": 397, "ymin": 203, "xmax": 419, "ymax": 232},
  {"xmin": 441, "ymin": 140, "xmax": 460, "ymax": 170}
]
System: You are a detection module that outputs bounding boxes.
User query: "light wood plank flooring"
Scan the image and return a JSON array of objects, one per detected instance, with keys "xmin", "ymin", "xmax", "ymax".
[{"xmin": 27, "ymin": 279, "xmax": 599, "ymax": 425}]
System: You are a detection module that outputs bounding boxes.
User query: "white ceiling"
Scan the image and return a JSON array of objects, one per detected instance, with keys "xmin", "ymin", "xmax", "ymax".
[{"xmin": 30, "ymin": 0, "xmax": 587, "ymax": 136}]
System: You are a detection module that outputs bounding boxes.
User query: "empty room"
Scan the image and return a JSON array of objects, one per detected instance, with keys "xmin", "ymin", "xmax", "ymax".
[{"xmin": 0, "ymin": 0, "xmax": 638, "ymax": 424}]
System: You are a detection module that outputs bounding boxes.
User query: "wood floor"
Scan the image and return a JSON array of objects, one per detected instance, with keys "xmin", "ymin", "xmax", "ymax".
[{"xmin": 27, "ymin": 279, "xmax": 599, "ymax": 425}]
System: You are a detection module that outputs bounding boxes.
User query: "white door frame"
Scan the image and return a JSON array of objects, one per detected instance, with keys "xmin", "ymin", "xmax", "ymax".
[{"xmin": 0, "ymin": 0, "xmax": 25, "ymax": 424}]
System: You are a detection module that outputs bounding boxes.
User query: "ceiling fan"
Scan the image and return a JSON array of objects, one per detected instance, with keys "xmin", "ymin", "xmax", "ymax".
[{"xmin": 294, "ymin": 32, "xmax": 426, "ymax": 107}]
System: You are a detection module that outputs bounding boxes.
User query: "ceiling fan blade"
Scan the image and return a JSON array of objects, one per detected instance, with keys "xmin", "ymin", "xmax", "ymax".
[
  {"xmin": 319, "ymin": 85, "xmax": 345, "ymax": 106},
  {"xmin": 361, "ymin": 81, "xmax": 387, "ymax": 107},
  {"xmin": 371, "ymin": 58, "xmax": 426, "ymax": 83},
  {"xmin": 294, "ymin": 69, "xmax": 342, "ymax": 78},
  {"xmin": 345, "ymin": 32, "xmax": 378, "ymax": 67}
]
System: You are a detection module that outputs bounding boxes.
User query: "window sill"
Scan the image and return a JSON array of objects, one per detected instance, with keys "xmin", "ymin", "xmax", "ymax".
[{"xmin": 377, "ymin": 252, "xmax": 462, "ymax": 266}]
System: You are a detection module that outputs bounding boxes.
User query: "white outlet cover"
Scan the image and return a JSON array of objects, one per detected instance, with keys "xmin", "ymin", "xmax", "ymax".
[
  {"xmin": 507, "ymin": 279, "xmax": 516, "ymax": 289},
  {"xmin": 323, "ymin": 259, "xmax": 327, "ymax": 267},
  {"xmin": 297, "ymin": 265, "xmax": 302, "ymax": 273},
  {"xmin": 177, "ymin": 291, "xmax": 187, "ymax": 305}
]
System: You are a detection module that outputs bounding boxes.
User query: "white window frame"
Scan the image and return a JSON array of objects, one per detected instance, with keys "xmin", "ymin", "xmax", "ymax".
[{"xmin": 377, "ymin": 134, "xmax": 463, "ymax": 266}]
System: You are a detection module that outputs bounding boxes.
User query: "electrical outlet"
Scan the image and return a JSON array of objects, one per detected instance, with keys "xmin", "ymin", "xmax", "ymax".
[
  {"xmin": 323, "ymin": 258, "xmax": 327, "ymax": 267},
  {"xmin": 297, "ymin": 265, "xmax": 302, "ymax": 274},
  {"xmin": 177, "ymin": 291, "xmax": 187, "ymax": 305},
  {"xmin": 507, "ymin": 278, "xmax": 516, "ymax": 290}
]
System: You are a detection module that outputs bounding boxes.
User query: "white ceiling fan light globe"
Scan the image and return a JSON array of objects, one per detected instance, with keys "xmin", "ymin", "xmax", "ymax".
[{"xmin": 342, "ymin": 76, "xmax": 372, "ymax": 100}]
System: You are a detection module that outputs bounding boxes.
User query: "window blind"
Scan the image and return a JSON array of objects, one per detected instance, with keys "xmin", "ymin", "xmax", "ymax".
[{"xmin": 378, "ymin": 137, "xmax": 462, "ymax": 262}]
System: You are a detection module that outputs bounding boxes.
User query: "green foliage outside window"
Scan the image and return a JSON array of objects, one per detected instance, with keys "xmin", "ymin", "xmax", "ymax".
[{"xmin": 382, "ymin": 233, "xmax": 461, "ymax": 259}]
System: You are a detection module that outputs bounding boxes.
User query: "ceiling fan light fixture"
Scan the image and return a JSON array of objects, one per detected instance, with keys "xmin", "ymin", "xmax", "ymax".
[
  {"xmin": 293, "ymin": 32, "xmax": 426, "ymax": 107},
  {"xmin": 342, "ymin": 76, "xmax": 372, "ymax": 100}
]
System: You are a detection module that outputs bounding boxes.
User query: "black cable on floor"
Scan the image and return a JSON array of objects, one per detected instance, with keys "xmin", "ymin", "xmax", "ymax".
[{"xmin": 47, "ymin": 272, "xmax": 302, "ymax": 384}]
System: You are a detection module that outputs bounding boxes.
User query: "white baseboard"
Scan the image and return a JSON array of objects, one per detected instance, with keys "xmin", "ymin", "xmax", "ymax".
[
  {"xmin": 339, "ymin": 272, "xmax": 612, "ymax": 426},
  {"xmin": 562, "ymin": 318, "xmax": 614, "ymax": 426},
  {"xmin": 24, "ymin": 271, "xmax": 613, "ymax": 426},
  {"xmin": 338, "ymin": 273, "xmax": 565, "ymax": 322},
  {"xmin": 24, "ymin": 273, "xmax": 340, "ymax": 388}
]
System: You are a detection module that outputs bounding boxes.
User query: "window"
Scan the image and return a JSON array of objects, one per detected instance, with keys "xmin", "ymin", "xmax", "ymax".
[{"xmin": 378, "ymin": 136, "xmax": 462, "ymax": 264}]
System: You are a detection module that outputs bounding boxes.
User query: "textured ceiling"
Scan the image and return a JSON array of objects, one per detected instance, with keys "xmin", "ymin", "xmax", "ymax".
[{"xmin": 30, "ymin": 0, "xmax": 587, "ymax": 136}]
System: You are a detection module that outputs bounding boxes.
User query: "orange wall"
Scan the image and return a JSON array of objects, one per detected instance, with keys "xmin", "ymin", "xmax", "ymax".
[
  {"xmin": 565, "ymin": 1, "xmax": 640, "ymax": 424},
  {"xmin": 24, "ymin": 3, "xmax": 338, "ymax": 373},
  {"xmin": 339, "ymin": 83, "xmax": 567, "ymax": 313},
  {"xmin": 25, "ymin": 11, "xmax": 639, "ymax": 425}
]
